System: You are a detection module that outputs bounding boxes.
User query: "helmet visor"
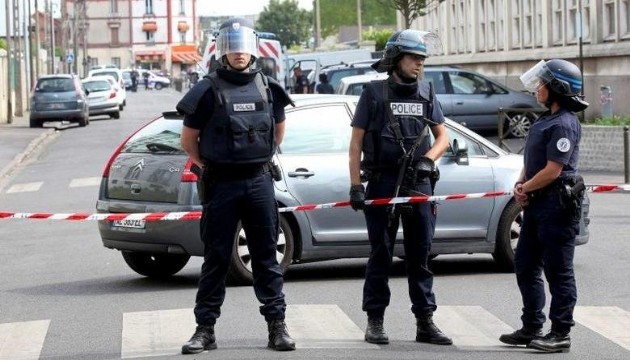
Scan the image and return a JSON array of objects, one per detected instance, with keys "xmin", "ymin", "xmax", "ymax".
[
  {"xmin": 215, "ymin": 24, "xmax": 258, "ymax": 59},
  {"xmin": 520, "ymin": 60, "xmax": 554, "ymax": 92},
  {"xmin": 396, "ymin": 31, "xmax": 443, "ymax": 57}
]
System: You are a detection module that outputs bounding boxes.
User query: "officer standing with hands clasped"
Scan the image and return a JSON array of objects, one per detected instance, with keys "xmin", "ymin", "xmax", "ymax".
[
  {"xmin": 348, "ymin": 29, "xmax": 451, "ymax": 346},
  {"xmin": 176, "ymin": 18, "xmax": 295, "ymax": 354},
  {"xmin": 499, "ymin": 59, "xmax": 587, "ymax": 353}
]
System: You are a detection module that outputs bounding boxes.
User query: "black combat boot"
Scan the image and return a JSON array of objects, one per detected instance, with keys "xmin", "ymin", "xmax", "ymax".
[
  {"xmin": 499, "ymin": 327, "xmax": 543, "ymax": 346},
  {"xmin": 181, "ymin": 325, "xmax": 217, "ymax": 354},
  {"xmin": 365, "ymin": 317, "xmax": 389, "ymax": 344},
  {"xmin": 267, "ymin": 319, "xmax": 296, "ymax": 351},
  {"xmin": 416, "ymin": 315, "xmax": 453, "ymax": 345},
  {"xmin": 528, "ymin": 330, "xmax": 571, "ymax": 353}
]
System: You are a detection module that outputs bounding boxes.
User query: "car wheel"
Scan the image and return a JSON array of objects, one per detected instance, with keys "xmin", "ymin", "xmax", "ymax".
[
  {"xmin": 29, "ymin": 118, "xmax": 41, "ymax": 128},
  {"xmin": 505, "ymin": 111, "xmax": 534, "ymax": 138},
  {"xmin": 119, "ymin": 104, "xmax": 124, "ymax": 111},
  {"xmin": 493, "ymin": 201, "xmax": 523, "ymax": 272},
  {"xmin": 110, "ymin": 111, "xmax": 120, "ymax": 119},
  {"xmin": 123, "ymin": 99, "xmax": 127, "ymax": 106},
  {"xmin": 121, "ymin": 251, "xmax": 190, "ymax": 278},
  {"xmin": 78, "ymin": 116, "xmax": 88, "ymax": 127},
  {"xmin": 227, "ymin": 216, "xmax": 294, "ymax": 285},
  {"xmin": 155, "ymin": 83, "xmax": 163, "ymax": 90}
]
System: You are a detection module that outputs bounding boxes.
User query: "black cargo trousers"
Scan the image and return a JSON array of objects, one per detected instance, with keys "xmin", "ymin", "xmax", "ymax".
[{"xmin": 194, "ymin": 167, "xmax": 286, "ymax": 325}]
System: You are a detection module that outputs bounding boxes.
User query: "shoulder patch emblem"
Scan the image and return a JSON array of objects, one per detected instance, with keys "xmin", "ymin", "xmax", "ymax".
[{"xmin": 556, "ymin": 138, "xmax": 571, "ymax": 152}]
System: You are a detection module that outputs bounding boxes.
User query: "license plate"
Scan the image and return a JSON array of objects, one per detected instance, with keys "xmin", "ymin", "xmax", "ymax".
[
  {"xmin": 48, "ymin": 103, "xmax": 65, "ymax": 109},
  {"xmin": 113, "ymin": 219, "xmax": 146, "ymax": 229}
]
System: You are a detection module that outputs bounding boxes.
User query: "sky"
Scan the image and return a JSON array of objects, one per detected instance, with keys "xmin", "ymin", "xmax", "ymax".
[{"xmin": 197, "ymin": 0, "xmax": 313, "ymax": 17}]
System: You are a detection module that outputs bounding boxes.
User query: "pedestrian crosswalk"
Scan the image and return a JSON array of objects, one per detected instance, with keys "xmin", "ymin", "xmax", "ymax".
[
  {"xmin": 3, "ymin": 178, "xmax": 97, "ymax": 194},
  {"xmin": 1, "ymin": 305, "xmax": 629, "ymax": 359}
]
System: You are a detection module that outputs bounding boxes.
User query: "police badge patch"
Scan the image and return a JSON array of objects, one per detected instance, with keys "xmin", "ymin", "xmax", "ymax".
[{"xmin": 556, "ymin": 138, "xmax": 571, "ymax": 152}]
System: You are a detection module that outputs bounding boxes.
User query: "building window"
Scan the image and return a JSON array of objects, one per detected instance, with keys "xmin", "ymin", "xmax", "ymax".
[
  {"xmin": 622, "ymin": 0, "xmax": 630, "ymax": 38},
  {"xmin": 145, "ymin": 0, "xmax": 154, "ymax": 15},
  {"xmin": 110, "ymin": 0, "xmax": 118, "ymax": 14},
  {"xmin": 111, "ymin": 27, "xmax": 119, "ymax": 46},
  {"xmin": 146, "ymin": 31, "xmax": 155, "ymax": 43},
  {"xmin": 111, "ymin": 57, "xmax": 121, "ymax": 68},
  {"xmin": 552, "ymin": 0, "xmax": 564, "ymax": 45},
  {"xmin": 511, "ymin": 0, "xmax": 522, "ymax": 48},
  {"xmin": 179, "ymin": 0, "xmax": 186, "ymax": 15},
  {"xmin": 478, "ymin": 0, "xmax": 486, "ymax": 51},
  {"xmin": 180, "ymin": 32, "xmax": 186, "ymax": 44},
  {"xmin": 603, "ymin": 0, "xmax": 616, "ymax": 40}
]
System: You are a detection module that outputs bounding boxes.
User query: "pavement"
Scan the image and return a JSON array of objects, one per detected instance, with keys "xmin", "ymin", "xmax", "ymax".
[{"xmin": 0, "ymin": 113, "xmax": 627, "ymax": 187}]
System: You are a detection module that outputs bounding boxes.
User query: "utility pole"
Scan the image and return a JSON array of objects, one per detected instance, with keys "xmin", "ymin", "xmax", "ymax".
[
  {"xmin": 50, "ymin": 0, "xmax": 56, "ymax": 74},
  {"xmin": 73, "ymin": 0, "xmax": 79, "ymax": 74},
  {"xmin": 357, "ymin": 0, "xmax": 362, "ymax": 45},
  {"xmin": 13, "ymin": 0, "xmax": 23, "ymax": 116},
  {"xmin": 35, "ymin": 0, "xmax": 40, "ymax": 81},
  {"xmin": 315, "ymin": 0, "xmax": 321, "ymax": 48},
  {"xmin": 5, "ymin": 0, "xmax": 14, "ymax": 123}
]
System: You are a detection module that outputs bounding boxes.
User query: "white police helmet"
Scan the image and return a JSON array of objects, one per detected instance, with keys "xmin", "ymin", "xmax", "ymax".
[{"xmin": 215, "ymin": 18, "xmax": 258, "ymax": 61}]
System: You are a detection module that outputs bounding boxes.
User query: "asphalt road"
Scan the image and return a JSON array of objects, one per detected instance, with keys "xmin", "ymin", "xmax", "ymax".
[{"xmin": 1, "ymin": 88, "xmax": 629, "ymax": 360}]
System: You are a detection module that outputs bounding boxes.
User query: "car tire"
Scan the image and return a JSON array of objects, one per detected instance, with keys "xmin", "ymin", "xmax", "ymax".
[
  {"xmin": 505, "ymin": 111, "xmax": 535, "ymax": 138},
  {"xmin": 78, "ymin": 116, "xmax": 88, "ymax": 127},
  {"xmin": 493, "ymin": 200, "xmax": 523, "ymax": 272},
  {"xmin": 119, "ymin": 104, "xmax": 124, "ymax": 111},
  {"xmin": 121, "ymin": 251, "xmax": 190, "ymax": 278},
  {"xmin": 227, "ymin": 216, "xmax": 294, "ymax": 285},
  {"xmin": 110, "ymin": 111, "xmax": 120, "ymax": 119},
  {"xmin": 155, "ymin": 83, "xmax": 163, "ymax": 90},
  {"xmin": 29, "ymin": 118, "xmax": 41, "ymax": 128}
]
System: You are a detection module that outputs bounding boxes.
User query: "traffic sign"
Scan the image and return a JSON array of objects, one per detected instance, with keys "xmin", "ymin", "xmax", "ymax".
[{"xmin": 66, "ymin": 53, "xmax": 74, "ymax": 64}]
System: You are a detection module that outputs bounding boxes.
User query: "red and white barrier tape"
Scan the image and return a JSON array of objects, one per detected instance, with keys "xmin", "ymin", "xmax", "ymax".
[{"xmin": 0, "ymin": 184, "xmax": 627, "ymax": 222}]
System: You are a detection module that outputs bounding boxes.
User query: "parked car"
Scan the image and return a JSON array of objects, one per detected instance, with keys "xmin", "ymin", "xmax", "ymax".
[
  {"xmin": 336, "ymin": 72, "xmax": 389, "ymax": 95},
  {"xmin": 81, "ymin": 78, "xmax": 120, "ymax": 119},
  {"xmin": 29, "ymin": 74, "xmax": 89, "ymax": 127},
  {"xmin": 87, "ymin": 68, "xmax": 127, "ymax": 110},
  {"xmin": 308, "ymin": 62, "xmax": 376, "ymax": 93},
  {"xmin": 337, "ymin": 66, "xmax": 540, "ymax": 137},
  {"xmin": 96, "ymin": 95, "xmax": 589, "ymax": 284},
  {"xmin": 130, "ymin": 69, "xmax": 171, "ymax": 90},
  {"xmin": 85, "ymin": 75, "xmax": 125, "ymax": 111},
  {"xmin": 121, "ymin": 71, "xmax": 133, "ymax": 90}
]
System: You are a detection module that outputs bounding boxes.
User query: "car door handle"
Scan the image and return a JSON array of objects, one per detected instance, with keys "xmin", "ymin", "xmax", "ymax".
[
  {"xmin": 455, "ymin": 101, "xmax": 464, "ymax": 105},
  {"xmin": 288, "ymin": 168, "xmax": 315, "ymax": 178}
]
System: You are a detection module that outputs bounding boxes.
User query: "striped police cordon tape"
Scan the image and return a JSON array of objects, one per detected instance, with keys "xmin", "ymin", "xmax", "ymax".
[{"xmin": 0, "ymin": 184, "xmax": 627, "ymax": 222}]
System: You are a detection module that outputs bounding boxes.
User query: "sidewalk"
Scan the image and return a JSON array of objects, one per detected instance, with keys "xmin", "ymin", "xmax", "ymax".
[{"xmin": 0, "ymin": 113, "xmax": 56, "ymax": 181}]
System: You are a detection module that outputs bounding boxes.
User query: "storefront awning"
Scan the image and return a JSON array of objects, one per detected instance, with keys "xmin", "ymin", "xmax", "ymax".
[
  {"xmin": 135, "ymin": 51, "xmax": 164, "ymax": 62},
  {"xmin": 171, "ymin": 45, "xmax": 201, "ymax": 64},
  {"xmin": 172, "ymin": 52, "xmax": 202, "ymax": 64}
]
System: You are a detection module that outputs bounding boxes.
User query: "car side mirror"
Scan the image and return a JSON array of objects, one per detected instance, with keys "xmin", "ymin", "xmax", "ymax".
[{"xmin": 452, "ymin": 139, "xmax": 469, "ymax": 165}]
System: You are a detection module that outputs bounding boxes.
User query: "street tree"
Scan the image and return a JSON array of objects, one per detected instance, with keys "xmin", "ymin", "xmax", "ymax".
[
  {"xmin": 378, "ymin": 0, "xmax": 428, "ymax": 28},
  {"xmin": 257, "ymin": 0, "xmax": 312, "ymax": 47},
  {"xmin": 319, "ymin": 0, "xmax": 395, "ymax": 39}
]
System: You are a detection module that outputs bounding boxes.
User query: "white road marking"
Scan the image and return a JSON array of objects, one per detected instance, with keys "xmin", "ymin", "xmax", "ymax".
[
  {"xmin": 574, "ymin": 306, "xmax": 630, "ymax": 350},
  {"xmin": 285, "ymin": 304, "xmax": 378, "ymax": 349},
  {"xmin": 121, "ymin": 308, "xmax": 194, "ymax": 359},
  {"xmin": 5, "ymin": 182, "xmax": 43, "ymax": 194},
  {"xmin": 69, "ymin": 177, "xmax": 101, "ymax": 188},
  {"xmin": 433, "ymin": 305, "xmax": 515, "ymax": 348},
  {"xmin": 0, "ymin": 320, "xmax": 50, "ymax": 360}
]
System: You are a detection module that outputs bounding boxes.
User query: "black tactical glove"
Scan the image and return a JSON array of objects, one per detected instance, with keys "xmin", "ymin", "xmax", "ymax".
[
  {"xmin": 414, "ymin": 156, "xmax": 436, "ymax": 180},
  {"xmin": 349, "ymin": 184, "xmax": 366, "ymax": 211}
]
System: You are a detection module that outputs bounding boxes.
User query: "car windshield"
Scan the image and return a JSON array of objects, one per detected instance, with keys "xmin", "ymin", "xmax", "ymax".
[
  {"xmin": 36, "ymin": 78, "xmax": 75, "ymax": 92},
  {"xmin": 122, "ymin": 118, "xmax": 185, "ymax": 154},
  {"xmin": 83, "ymin": 80, "xmax": 111, "ymax": 92},
  {"xmin": 281, "ymin": 103, "xmax": 352, "ymax": 154}
]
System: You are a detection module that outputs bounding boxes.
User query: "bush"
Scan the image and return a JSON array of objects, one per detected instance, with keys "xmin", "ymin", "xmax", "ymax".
[
  {"xmin": 363, "ymin": 28, "xmax": 394, "ymax": 51},
  {"xmin": 585, "ymin": 116, "xmax": 630, "ymax": 126}
]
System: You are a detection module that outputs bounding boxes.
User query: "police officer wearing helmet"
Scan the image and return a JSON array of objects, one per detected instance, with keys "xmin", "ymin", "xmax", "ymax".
[
  {"xmin": 348, "ymin": 29, "xmax": 451, "ymax": 346},
  {"xmin": 499, "ymin": 59, "xmax": 587, "ymax": 353},
  {"xmin": 177, "ymin": 17, "xmax": 295, "ymax": 354}
]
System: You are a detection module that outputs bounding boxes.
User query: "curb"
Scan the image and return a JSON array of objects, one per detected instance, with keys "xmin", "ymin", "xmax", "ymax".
[{"xmin": 0, "ymin": 128, "xmax": 57, "ymax": 191}]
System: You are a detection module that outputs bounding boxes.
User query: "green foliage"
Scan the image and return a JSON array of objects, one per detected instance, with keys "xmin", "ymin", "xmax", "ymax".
[
  {"xmin": 319, "ymin": 0, "xmax": 395, "ymax": 39},
  {"xmin": 0, "ymin": 38, "xmax": 6, "ymax": 50},
  {"xmin": 377, "ymin": 0, "xmax": 427, "ymax": 28},
  {"xmin": 257, "ymin": 0, "xmax": 312, "ymax": 47},
  {"xmin": 585, "ymin": 116, "xmax": 630, "ymax": 126},
  {"xmin": 363, "ymin": 28, "xmax": 394, "ymax": 51}
]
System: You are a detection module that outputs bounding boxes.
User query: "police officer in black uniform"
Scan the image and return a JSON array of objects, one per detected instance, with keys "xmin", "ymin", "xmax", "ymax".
[
  {"xmin": 177, "ymin": 17, "xmax": 295, "ymax": 354},
  {"xmin": 348, "ymin": 30, "xmax": 451, "ymax": 346},
  {"xmin": 499, "ymin": 59, "xmax": 588, "ymax": 353}
]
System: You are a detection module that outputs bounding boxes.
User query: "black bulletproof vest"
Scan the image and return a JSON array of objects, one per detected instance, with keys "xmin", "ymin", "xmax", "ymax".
[
  {"xmin": 199, "ymin": 72, "xmax": 275, "ymax": 165},
  {"xmin": 361, "ymin": 80, "xmax": 433, "ymax": 171}
]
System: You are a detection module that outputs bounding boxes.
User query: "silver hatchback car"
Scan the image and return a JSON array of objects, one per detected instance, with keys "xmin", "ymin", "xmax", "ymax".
[{"xmin": 96, "ymin": 95, "xmax": 589, "ymax": 284}]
